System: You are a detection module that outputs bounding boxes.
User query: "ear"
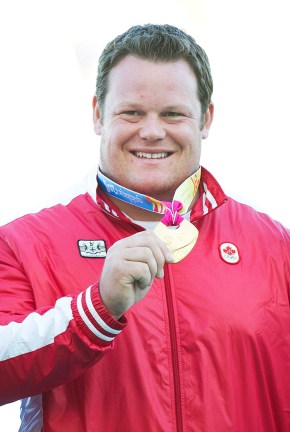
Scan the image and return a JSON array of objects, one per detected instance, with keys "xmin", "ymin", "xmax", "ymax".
[
  {"xmin": 92, "ymin": 95, "xmax": 103, "ymax": 135},
  {"xmin": 201, "ymin": 102, "xmax": 214, "ymax": 139}
]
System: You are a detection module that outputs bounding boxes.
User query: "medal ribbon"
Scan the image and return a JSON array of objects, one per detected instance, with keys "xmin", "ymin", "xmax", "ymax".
[{"xmin": 97, "ymin": 167, "xmax": 201, "ymax": 226}]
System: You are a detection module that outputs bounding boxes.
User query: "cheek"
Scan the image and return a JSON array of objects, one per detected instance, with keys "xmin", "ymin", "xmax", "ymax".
[
  {"xmin": 173, "ymin": 124, "xmax": 200, "ymax": 144},
  {"xmin": 99, "ymin": 131, "xmax": 127, "ymax": 171},
  {"xmin": 180, "ymin": 138, "xmax": 202, "ymax": 167},
  {"xmin": 105, "ymin": 125, "xmax": 128, "ymax": 150},
  {"xmin": 182, "ymin": 141, "xmax": 201, "ymax": 156}
]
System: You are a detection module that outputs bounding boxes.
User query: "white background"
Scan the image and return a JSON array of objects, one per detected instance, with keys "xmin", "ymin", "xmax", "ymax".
[{"xmin": 0, "ymin": 0, "xmax": 289, "ymax": 429}]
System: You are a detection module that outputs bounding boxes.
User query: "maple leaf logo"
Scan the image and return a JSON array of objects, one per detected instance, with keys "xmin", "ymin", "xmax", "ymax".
[
  {"xmin": 223, "ymin": 246, "xmax": 236, "ymax": 256},
  {"xmin": 220, "ymin": 242, "xmax": 240, "ymax": 264}
]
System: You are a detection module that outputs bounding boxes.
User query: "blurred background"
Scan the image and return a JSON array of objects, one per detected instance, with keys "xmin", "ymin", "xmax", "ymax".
[{"xmin": 0, "ymin": 0, "xmax": 289, "ymax": 429}]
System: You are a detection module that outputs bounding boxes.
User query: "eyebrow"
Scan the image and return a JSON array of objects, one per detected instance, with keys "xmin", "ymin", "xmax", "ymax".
[
  {"xmin": 115, "ymin": 102, "xmax": 191, "ymax": 112},
  {"xmin": 161, "ymin": 105, "xmax": 190, "ymax": 111}
]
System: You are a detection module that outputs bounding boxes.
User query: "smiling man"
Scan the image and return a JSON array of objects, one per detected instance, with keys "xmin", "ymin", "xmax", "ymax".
[
  {"xmin": 0, "ymin": 24, "xmax": 290, "ymax": 432},
  {"xmin": 93, "ymin": 55, "xmax": 212, "ymax": 205}
]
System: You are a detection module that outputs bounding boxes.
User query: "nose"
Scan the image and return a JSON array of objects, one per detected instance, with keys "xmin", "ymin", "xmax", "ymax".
[{"xmin": 138, "ymin": 115, "xmax": 166, "ymax": 141}]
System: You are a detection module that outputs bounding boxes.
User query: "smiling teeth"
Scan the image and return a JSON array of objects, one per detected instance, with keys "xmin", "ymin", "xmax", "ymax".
[{"xmin": 135, "ymin": 152, "xmax": 169, "ymax": 159}]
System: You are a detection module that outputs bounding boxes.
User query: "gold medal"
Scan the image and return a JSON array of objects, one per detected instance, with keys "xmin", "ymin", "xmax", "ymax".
[{"xmin": 154, "ymin": 219, "xmax": 198, "ymax": 263}]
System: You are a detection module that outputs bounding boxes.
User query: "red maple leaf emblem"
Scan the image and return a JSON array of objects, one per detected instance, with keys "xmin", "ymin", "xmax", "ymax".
[{"xmin": 223, "ymin": 246, "xmax": 236, "ymax": 255}]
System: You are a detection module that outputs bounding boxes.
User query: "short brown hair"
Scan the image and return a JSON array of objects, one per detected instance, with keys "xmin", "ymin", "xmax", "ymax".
[{"xmin": 96, "ymin": 24, "xmax": 213, "ymax": 119}]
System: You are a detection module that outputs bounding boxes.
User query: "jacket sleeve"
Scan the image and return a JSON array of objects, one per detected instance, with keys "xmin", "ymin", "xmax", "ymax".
[{"xmin": 0, "ymin": 236, "xmax": 127, "ymax": 405}]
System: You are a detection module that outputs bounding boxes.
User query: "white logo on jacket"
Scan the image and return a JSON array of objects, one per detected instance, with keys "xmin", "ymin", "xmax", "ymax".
[
  {"xmin": 78, "ymin": 240, "xmax": 107, "ymax": 258},
  {"xmin": 219, "ymin": 242, "xmax": 240, "ymax": 264}
]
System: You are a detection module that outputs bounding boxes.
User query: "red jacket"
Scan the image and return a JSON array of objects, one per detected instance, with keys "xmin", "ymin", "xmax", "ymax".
[{"xmin": 0, "ymin": 167, "xmax": 289, "ymax": 431}]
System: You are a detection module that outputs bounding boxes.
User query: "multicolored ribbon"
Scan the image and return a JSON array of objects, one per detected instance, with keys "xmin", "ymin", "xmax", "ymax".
[{"xmin": 97, "ymin": 167, "xmax": 201, "ymax": 226}]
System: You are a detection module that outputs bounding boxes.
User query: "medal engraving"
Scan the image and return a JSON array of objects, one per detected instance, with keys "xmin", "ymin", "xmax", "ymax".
[{"xmin": 154, "ymin": 219, "xmax": 198, "ymax": 263}]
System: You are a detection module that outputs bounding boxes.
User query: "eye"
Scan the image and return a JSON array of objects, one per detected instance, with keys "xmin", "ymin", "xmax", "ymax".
[
  {"xmin": 122, "ymin": 111, "xmax": 140, "ymax": 116},
  {"xmin": 162, "ymin": 112, "xmax": 183, "ymax": 118},
  {"xmin": 119, "ymin": 111, "xmax": 142, "ymax": 122}
]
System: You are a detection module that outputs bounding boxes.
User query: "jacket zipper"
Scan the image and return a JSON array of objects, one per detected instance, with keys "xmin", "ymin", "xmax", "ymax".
[{"xmin": 164, "ymin": 265, "xmax": 183, "ymax": 432}]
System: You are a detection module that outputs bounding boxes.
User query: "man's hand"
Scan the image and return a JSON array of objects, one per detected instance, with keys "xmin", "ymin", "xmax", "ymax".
[{"xmin": 99, "ymin": 231, "xmax": 174, "ymax": 319}]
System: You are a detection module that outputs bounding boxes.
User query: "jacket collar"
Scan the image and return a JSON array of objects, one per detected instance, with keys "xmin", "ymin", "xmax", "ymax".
[{"xmin": 190, "ymin": 167, "xmax": 227, "ymax": 222}]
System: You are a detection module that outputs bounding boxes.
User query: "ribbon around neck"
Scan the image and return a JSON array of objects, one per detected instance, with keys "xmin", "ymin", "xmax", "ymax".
[{"xmin": 97, "ymin": 167, "xmax": 201, "ymax": 226}]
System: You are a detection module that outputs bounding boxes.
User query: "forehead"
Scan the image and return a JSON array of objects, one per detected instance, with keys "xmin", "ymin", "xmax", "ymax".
[{"xmin": 105, "ymin": 55, "xmax": 199, "ymax": 104}]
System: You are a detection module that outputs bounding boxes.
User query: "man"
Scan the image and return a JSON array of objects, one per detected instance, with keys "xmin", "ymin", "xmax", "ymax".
[{"xmin": 0, "ymin": 24, "xmax": 289, "ymax": 432}]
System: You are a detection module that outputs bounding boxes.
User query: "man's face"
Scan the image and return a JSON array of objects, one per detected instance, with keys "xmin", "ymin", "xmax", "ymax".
[{"xmin": 93, "ymin": 55, "xmax": 213, "ymax": 201}]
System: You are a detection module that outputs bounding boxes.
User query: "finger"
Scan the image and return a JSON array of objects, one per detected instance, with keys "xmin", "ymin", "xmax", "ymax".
[
  {"xmin": 130, "ymin": 230, "xmax": 175, "ymax": 263},
  {"xmin": 127, "ymin": 262, "xmax": 152, "ymax": 291},
  {"xmin": 122, "ymin": 247, "xmax": 158, "ymax": 284},
  {"xmin": 152, "ymin": 233, "xmax": 175, "ymax": 264},
  {"xmin": 124, "ymin": 235, "xmax": 167, "ymax": 279},
  {"xmin": 110, "ymin": 231, "xmax": 169, "ymax": 278}
]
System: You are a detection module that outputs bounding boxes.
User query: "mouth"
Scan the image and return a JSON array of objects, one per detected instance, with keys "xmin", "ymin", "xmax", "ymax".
[{"xmin": 133, "ymin": 151, "xmax": 171, "ymax": 159}]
